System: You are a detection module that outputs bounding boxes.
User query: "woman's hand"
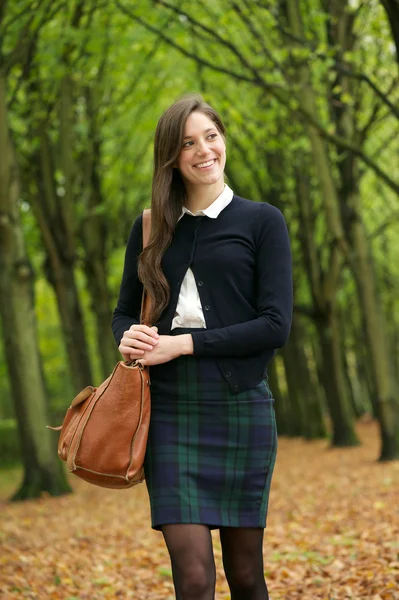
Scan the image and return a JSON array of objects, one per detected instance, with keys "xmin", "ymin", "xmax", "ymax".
[
  {"xmin": 119, "ymin": 324, "xmax": 160, "ymax": 362},
  {"xmin": 139, "ymin": 334, "xmax": 194, "ymax": 366}
]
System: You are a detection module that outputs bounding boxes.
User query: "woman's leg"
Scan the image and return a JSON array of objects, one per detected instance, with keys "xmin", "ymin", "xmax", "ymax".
[
  {"xmin": 162, "ymin": 524, "xmax": 216, "ymax": 600},
  {"xmin": 219, "ymin": 527, "xmax": 269, "ymax": 600}
]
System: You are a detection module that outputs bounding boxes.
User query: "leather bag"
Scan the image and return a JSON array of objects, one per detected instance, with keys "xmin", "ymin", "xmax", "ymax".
[{"xmin": 48, "ymin": 209, "xmax": 152, "ymax": 489}]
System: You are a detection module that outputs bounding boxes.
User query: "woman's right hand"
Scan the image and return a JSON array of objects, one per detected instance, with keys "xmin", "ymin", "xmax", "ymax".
[{"xmin": 118, "ymin": 324, "xmax": 159, "ymax": 362}]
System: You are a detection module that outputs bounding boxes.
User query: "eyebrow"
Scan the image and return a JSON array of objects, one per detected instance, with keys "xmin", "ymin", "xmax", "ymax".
[{"xmin": 183, "ymin": 127, "xmax": 216, "ymax": 140}]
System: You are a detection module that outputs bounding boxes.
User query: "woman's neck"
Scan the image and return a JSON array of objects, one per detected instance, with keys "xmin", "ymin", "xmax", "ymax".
[{"xmin": 184, "ymin": 179, "xmax": 225, "ymax": 213}]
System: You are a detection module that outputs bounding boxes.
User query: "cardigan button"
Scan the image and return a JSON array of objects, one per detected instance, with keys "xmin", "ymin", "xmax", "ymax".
[
  {"xmin": 198, "ymin": 280, "xmax": 203, "ymax": 286},
  {"xmin": 233, "ymin": 385, "xmax": 240, "ymax": 393},
  {"xmin": 204, "ymin": 305, "xmax": 210, "ymax": 311},
  {"xmin": 226, "ymin": 372, "xmax": 232, "ymax": 378}
]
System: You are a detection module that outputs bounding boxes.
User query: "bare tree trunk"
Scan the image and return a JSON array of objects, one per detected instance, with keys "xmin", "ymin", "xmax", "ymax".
[
  {"xmin": 327, "ymin": 0, "xmax": 399, "ymax": 459},
  {"xmin": 296, "ymin": 172, "xmax": 359, "ymax": 446},
  {"xmin": 26, "ymin": 119, "xmax": 94, "ymax": 394},
  {"xmin": 380, "ymin": 0, "xmax": 399, "ymax": 67},
  {"xmin": 315, "ymin": 310, "xmax": 359, "ymax": 446},
  {"xmin": 81, "ymin": 87, "xmax": 119, "ymax": 378},
  {"xmin": 0, "ymin": 74, "xmax": 71, "ymax": 500},
  {"xmin": 281, "ymin": 342, "xmax": 306, "ymax": 436},
  {"xmin": 267, "ymin": 357, "xmax": 288, "ymax": 434},
  {"xmin": 290, "ymin": 316, "xmax": 327, "ymax": 439},
  {"xmin": 350, "ymin": 216, "xmax": 399, "ymax": 457},
  {"xmin": 24, "ymin": 0, "xmax": 93, "ymax": 392}
]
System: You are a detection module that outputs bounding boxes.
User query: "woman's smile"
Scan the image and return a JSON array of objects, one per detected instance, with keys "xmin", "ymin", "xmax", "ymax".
[{"xmin": 194, "ymin": 159, "xmax": 216, "ymax": 169}]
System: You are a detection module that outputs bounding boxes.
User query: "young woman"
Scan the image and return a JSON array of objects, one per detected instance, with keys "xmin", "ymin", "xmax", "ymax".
[{"xmin": 112, "ymin": 94, "xmax": 292, "ymax": 600}]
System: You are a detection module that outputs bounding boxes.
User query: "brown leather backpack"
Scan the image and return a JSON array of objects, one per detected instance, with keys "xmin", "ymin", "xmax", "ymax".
[{"xmin": 48, "ymin": 210, "xmax": 152, "ymax": 489}]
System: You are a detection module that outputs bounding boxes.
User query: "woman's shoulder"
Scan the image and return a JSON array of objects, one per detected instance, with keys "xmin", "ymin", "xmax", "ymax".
[{"xmin": 232, "ymin": 195, "xmax": 285, "ymax": 222}]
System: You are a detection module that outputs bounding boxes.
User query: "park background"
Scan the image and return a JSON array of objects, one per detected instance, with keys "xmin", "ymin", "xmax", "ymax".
[{"xmin": 0, "ymin": 0, "xmax": 398, "ymax": 598}]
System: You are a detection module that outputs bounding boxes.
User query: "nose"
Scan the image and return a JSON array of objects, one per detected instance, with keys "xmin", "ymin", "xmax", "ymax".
[{"xmin": 197, "ymin": 139, "xmax": 210, "ymax": 156}]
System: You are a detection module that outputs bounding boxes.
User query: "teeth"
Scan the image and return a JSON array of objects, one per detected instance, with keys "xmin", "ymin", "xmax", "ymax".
[{"xmin": 195, "ymin": 159, "xmax": 215, "ymax": 168}]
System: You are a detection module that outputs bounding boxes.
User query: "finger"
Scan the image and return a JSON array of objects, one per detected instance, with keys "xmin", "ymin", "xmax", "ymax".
[
  {"xmin": 129, "ymin": 324, "xmax": 159, "ymax": 339},
  {"xmin": 121, "ymin": 338, "xmax": 156, "ymax": 351},
  {"xmin": 124, "ymin": 330, "xmax": 159, "ymax": 346},
  {"xmin": 119, "ymin": 345, "xmax": 145, "ymax": 356}
]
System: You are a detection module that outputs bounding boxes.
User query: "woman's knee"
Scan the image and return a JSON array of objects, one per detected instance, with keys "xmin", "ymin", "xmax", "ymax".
[
  {"xmin": 178, "ymin": 562, "xmax": 215, "ymax": 597},
  {"xmin": 225, "ymin": 563, "xmax": 264, "ymax": 592}
]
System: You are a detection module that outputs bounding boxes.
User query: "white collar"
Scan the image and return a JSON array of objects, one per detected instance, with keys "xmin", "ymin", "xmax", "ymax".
[{"xmin": 180, "ymin": 184, "xmax": 234, "ymax": 220}]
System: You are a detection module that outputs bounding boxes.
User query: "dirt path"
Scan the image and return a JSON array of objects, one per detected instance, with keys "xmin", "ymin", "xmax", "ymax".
[{"xmin": 0, "ymin": 421, "xmax": 398, "ymax": 599}]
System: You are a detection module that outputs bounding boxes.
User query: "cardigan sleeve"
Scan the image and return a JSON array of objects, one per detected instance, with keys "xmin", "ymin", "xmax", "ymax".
[
  {"xmin": 111, "ymin": 214, "xmax": 144, "ymax": 346},
  {"xmin": 190, "ymin": 204, "xmax": 293, "ymax": 357}
]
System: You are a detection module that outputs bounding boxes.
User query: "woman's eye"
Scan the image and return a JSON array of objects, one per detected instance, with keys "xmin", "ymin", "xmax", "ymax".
[
  {"xmin": 182, "ymin": 141, "xmax": 193, "ymax": 148},
  {"xmin": 207, "ymin": 133, "xmax": 217, "ymax": 140}
]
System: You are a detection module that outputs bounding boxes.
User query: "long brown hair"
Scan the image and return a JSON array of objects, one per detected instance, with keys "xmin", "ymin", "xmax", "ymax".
[{"xmin": 138, "ymin": 94, "xmax": 226, "ymax": 324}]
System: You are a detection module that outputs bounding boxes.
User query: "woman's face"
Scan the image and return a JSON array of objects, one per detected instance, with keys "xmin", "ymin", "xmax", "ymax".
[{"xmin": 177, "ymin": 111, "xmax": 226, "ymax": 188}]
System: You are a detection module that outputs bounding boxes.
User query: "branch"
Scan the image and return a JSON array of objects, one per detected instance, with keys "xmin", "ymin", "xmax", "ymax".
[
  {"xmin": 369, "ymin": 210, "xmax": 399, "ymax": 239},
  {"xmin": 335, "ymin": 63, "xmax": 399, "ymax": 120},
  {"xmin": 115, "ymin": 1, "xmax": 262, "ymax": 86},
  {"xmin": 109, "ymin": 16, "xmax": 173, "ymax": 109},
  {"xmin": 155, "ymin": 0, "xmax": 285, "ymax": 90},
  {"xmin": 369, "ymin": 126, "xmax": 399, "ymax": 161},
  {"xmin": 118, "ymin": 2, "xmax": 399, "ymax": 196},
  {"xmin": 0, "ymin": 0, "xmax": 7, "ymax": 30},
  {"xmin": 231, "ymin": 1, "xmax": 281, "ymax": 71},
  {"xmin": 1, "ymin": 1, "xmax": 36, "ymax": 36},
  {"xmin": 359, "ymin": 97, "xmax": 385, "ymax": 142},
  {"xmin": 3, "ymin": 0, "xmax": 66, "ymax": 74},
  {"xmin": 275, "ymin": 20, "xmax": 399, "ymax": 120}
]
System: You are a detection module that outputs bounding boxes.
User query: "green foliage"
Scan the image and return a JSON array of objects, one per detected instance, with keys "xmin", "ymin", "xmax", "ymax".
[{"xmin": 1, "ymin": 0, "xmax": 399, "ymax": 450}]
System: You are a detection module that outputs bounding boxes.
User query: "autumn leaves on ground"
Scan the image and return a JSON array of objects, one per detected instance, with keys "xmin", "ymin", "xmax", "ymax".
[{"xmin": 0, "ymin": 422, "xmax": 398, "ymax": 600}]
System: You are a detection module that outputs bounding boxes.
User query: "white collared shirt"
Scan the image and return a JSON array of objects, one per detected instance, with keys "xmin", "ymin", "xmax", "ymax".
[{"xmin": 171, "ymin": 184, "xmax": 234, "ymax": 329}]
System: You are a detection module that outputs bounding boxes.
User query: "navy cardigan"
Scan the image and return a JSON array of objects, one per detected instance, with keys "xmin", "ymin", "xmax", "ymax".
[{"xmin": 112, "ymin": 195, "xmax": 293, "ymax": 394}]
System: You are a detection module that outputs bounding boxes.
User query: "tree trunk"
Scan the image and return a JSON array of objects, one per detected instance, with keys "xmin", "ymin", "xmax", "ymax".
[
  {"xmin": 267, "ymin": 357, "xmax": 288, "ymax": 434},
  {"xmin": 81, "ymin": 87, "xmax": 119, "ymax": 378},
  {"xmin": 350, "ymin": 216, "xmax": 399, "ymax": 458},
  {"xmin": 295, "ymin": 172, "xmax": 357, "ymax": 446},
  {"xmin": 281, "ymin": 343, "xmax": 305, "ymax": 437},
  {"xmin": 83, "ymin": 254, "xmax": 119, "ymax": 377},
  {"xmin": 326, "ymin": 0, "xmax": 399, "ymax": 459},
  {"xmin": 282, "ymin": 319, "xmax": 326, "ymax": 439},
  {"xmin": 290, "ymin": 316, "xmax": 327, "ymax": 439},
  {"xmin": 380, "ymin": 0, "xmax": 399, "ymax": 67},
  {"xmin": 0, "ymin": 74, "xmax": 71, "ymax": 500},
  {"xmin": 27, "ymin": 123, "xmax": 94, "ymax": 393},
  {"xmin": 315, "ymin": 310, "xmax": 359, "ymax": 446},
  {"xmin": 285, "ymin": 0, "xmax": 359, "ymax": 445}
]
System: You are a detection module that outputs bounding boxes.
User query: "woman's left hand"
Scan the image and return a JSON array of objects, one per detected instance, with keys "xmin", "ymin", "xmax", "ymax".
[{"xmin": 138, "ymin": 334, "xmax": 193, "ymax": 366}]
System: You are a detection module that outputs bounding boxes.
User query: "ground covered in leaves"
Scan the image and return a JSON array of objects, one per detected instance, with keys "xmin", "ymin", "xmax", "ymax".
[{"xmin": 0, "ymin": 421, "xmax": 398, "ymax": 600}]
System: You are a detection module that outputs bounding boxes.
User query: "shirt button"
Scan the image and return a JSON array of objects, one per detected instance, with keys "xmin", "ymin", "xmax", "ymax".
[
  {"xmin": 233, "ymin": 385, "xmax": 239, "ymax": 393},
  {"xmin": 226, "ymin": 372, "xmax": 232, "ymax": 378},
  {"xmin": 198, "ymin": 281, "xmax": 203, "ymax": 286},
  {"xmin": 204, "ymin": 305, "xmax": 210, "ymax": 311}
]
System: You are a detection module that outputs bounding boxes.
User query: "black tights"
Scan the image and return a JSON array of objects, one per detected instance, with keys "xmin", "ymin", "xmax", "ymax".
[{"xmin": 162, "ymin": 524, "xmax": 269, "ymax": 600}]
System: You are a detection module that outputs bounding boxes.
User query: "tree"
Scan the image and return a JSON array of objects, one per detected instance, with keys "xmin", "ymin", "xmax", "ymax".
[{"xmin": 0, "ymin": 0, "xmax": 71, "ymax": 499}]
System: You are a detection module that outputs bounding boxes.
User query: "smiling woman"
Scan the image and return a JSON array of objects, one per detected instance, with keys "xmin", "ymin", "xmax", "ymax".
[
  {"xmin": 111, "ymin": 94, "xmax": 293, "ymax": 600},
  {"xmin": 178, "ymin": 112, "xmax": 226, "ymax": 197}
]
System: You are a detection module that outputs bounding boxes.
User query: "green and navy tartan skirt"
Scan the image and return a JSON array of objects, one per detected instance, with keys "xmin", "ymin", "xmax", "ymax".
[{"xmin": 144, "ymin": 329, "xmax": 277, "ymax": 531}]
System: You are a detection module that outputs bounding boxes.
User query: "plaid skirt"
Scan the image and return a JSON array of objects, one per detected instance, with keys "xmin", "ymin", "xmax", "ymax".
[{"xmin": 144, "ymin": 331, "xmax": 277, "ymax": 531}]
